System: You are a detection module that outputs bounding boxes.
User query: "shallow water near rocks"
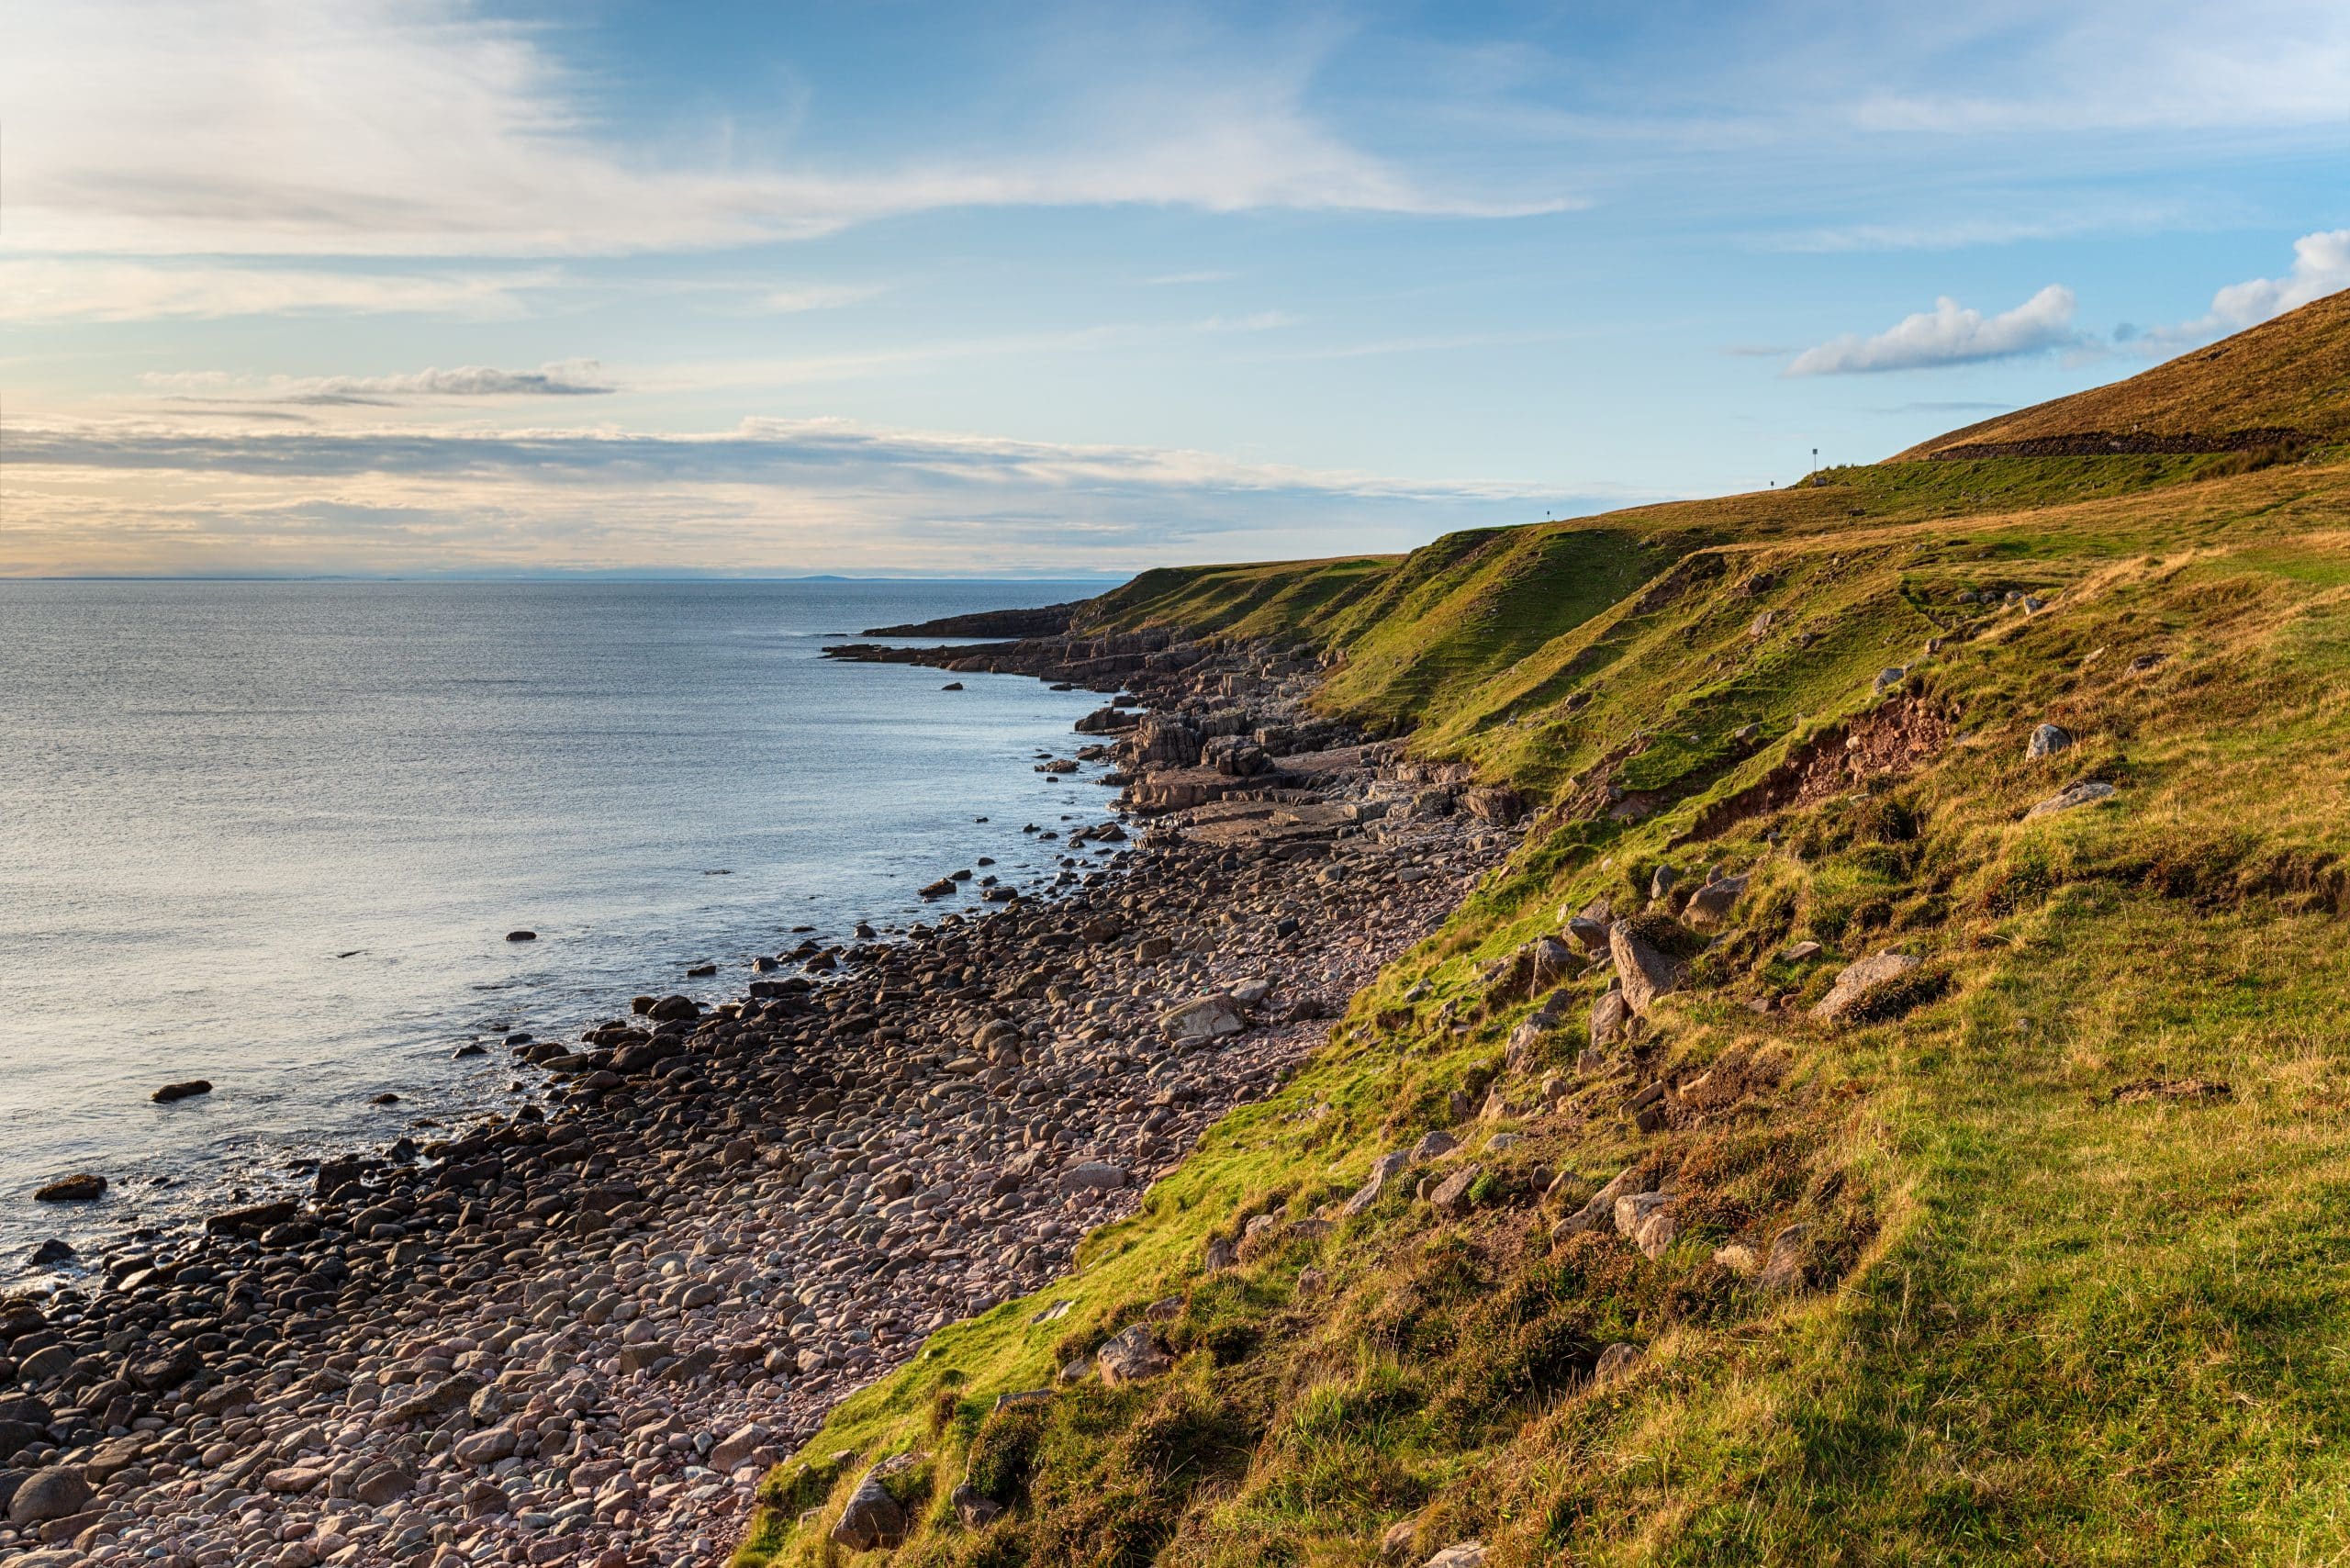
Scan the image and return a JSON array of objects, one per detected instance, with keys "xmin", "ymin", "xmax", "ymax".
[{"xmin": 0, "ymin": 577, "xmax": 1113, "ymax": 1274}]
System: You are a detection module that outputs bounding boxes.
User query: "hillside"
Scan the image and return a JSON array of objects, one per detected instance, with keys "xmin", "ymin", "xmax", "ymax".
[
  {"xmin": 733, "ymin": 293, "xmax": 2350, "ymax": 1566},
  {"xmin": 1893, "ymin": 287, "xmax": 2350, "ymax": 458}
]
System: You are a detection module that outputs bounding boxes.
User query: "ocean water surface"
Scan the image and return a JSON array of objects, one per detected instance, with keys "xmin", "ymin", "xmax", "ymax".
[{"xmin": 0, "ymin": 578, "xmax": 1115, "ymax": 1273}]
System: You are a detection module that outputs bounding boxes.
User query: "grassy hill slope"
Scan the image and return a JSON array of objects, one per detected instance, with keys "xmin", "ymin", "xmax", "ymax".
[
  {"xmin": 1893, "ymin": 287, "xmax": 2350, "ymax": 457},
  {"xmin": 734, "ymin": 292, "xmax": 2350, "ymax": 1567}
]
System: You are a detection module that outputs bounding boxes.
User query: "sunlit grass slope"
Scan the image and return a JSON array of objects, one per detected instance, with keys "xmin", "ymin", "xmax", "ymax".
[
  {"xmin": 735, "ymin": 293, "xmax": 2350, "ymax": 1567},
  {"xmin": 1895, "ymin": 286, "xmax": 2350, "ymax": 456}
]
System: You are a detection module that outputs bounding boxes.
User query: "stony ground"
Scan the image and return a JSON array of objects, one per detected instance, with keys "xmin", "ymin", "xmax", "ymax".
[{"xmin": 0, "ymin": 641, "xmax": 1509, "ymax": 1568}]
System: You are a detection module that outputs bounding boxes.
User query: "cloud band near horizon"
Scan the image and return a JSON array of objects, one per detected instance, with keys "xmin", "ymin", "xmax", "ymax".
[{"xmin": 0, "ymin": 417, "xmax": 1647, "ymax": 579}]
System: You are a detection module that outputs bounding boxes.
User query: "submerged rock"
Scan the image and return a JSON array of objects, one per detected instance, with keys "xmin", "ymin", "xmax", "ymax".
[{"xmin": 33, "ymin": 1172, "xmax": 106, "ymax": 1203}]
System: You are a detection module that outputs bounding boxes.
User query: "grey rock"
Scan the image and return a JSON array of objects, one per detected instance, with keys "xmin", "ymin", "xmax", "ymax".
[
  {"xmin": 1810, "ymin": 951, "xmax": 1921, "ymax": 1021},
  {"xmin": 1202, "ymin": 734, "xmax": 1274, "ymax": 777},
  {"xmin": 1428, "ymin": 1164, "xmax": 1483, "ymax": 1216},
  {"xmin": 1608, "ymin": 922, "xmax": 1683, "ymax": 1015},
  {"xmin": 711, "ymin": 1423, "xmax": 770, "ymax": 1473},
  {"xmin": 124, "ymin": 1343, "xmax": 200, "ymax": 1393},
  {"xmin": 952, "ymin": 1481, "xmax": 1004, "ymax": 1528},
  {"xmin": 1058, "ymin": 1160, "xmax": 1128, "ymax": 1193},
  {"xmin": 2025, "ymin": 780, "xmax": 2116, "ymax": 819},
  {"xmin": 1683, "ymin": 872, "xmax": 1749, "ymax": 930},
  {"xmin": 831, "ymin": 1472, "xmax": 908, "ymax": 1551},
  {"xmin": 1342, "ymin": 1151, "xmax": 1412, "ymax": 1218},
  {"xmin": 2025, "ymin": 722, "xmax": 2074, "ymax": 761},
  {"xmin": 17, "ymin": 1345, "xmax": 74, "ymax": 1383},
  {"xmin": 1591, "ymin": 1342, "xmax": 1641, "ymax": 1384},
  {"xmin": 1589, "ymin": 987, "xmax": 1631, "ymax": 1048},
  {"xmin": 1095, "ymin": 1324, "xmax": 1174, "ymax": 1387},
  {"xmin": 1160, "ymin": 995, "xmax": 1246, "ymax": 1047},
  {"xmin": 452, "ymin": 1426, "xmax": 518, "ymax": 1466},
  {"xmin": 1461, "ymin": 786, "xmax": 1525, "ymax": 824},
  {"xmin": 32, "ymin": 1173, "xmax": 105, "ymax": 1203},
  {"xmin": 1616, "ymin": 1192, "xmax": 1679, "ymax": 1258},
  {"xmin": 352, "ymin": 1463, "xmax": 415, "ymax": 1506},
  {"xmin": 1556, "ymin": 1168, "xmax": 1645, "ymax": 1238},
  {"xmin": 7, "ymin": 1466, "xmax": 91, "ymax": 1528}
]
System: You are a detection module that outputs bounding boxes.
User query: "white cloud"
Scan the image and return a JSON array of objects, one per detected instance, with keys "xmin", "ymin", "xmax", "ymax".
[
  {"xmin": 1786, "ymin": 286, "xmax": 2081, "ymax": 375},
  {"xmin": 2137, "ymin": 229, "xmax": 2350, "ymax": 351},
  {"xmin": 0, "ymin": 0, "xmax": 1562, "ymax": 267},
  {"xmin": 0, "ymin": 259, "xmax": 552, "ymax": 323}
]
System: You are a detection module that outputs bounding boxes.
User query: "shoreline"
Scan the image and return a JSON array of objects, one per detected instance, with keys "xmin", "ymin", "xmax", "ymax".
[
  {"xmin": 1, "ymin": 637, "xmax": 1113, "ymax": 1282},
  {"xmin": 0, "ymin": 630, "xmax": 1508, "ymax": 1568}
]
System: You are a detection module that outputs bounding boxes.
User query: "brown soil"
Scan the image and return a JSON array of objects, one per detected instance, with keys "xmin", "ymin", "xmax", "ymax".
[{"xmin": 1677, "ymin": 697, "xmax": 1953, "ymax": 845}]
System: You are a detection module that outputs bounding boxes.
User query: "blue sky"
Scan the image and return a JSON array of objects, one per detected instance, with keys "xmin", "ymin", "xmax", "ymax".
[{"xmin": 4, "ymin": 0, "xmax": 2346, "ymax": 577}]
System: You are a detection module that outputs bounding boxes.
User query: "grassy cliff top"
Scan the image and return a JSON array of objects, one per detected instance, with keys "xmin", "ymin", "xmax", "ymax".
[{"xmin": 735, "ymin": 297, "xmax": 2350, "ymax": 1568}]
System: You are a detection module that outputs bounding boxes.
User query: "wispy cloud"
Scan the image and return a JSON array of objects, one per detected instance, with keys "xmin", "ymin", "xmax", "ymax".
[
  {"xmin": 745, "ymin": 283, "xmax": 892, "ymax": 315},
  {"xmin": 0, "ymin": 0, "xmax": 1566, "ymax": 270},
  {"xmin": 1762, "ymin": 201, "xmax": 2206, "ymax": 254},
  {"xmin": 1872, "ymin": 400, "xmax": 2016, "ymax": 415},
  {"xmin": 1192, "ymin": 311, "xmax": 1298, "ymax": 333},
  {"xmin": 1786, "ymin": 286, "xmax": 2083, "ymax": 375},
  {"xmin": 3, "ymin": 416, "xmax": 1565, "ymax": 502},
  {"xmin": 143, "ymin": 362, "xmax": 617, "ymax": 406},
  {"xmin": 1139, "ymin": 270, "xmax": 1238, "ymax": 286},
  {"xmin": 1844, "ymin": 1, "xmax": 2350, "ymax": 135},
  {"xmin": 0, "ymin": 259, "xmax": 554, "ymax": 323}
]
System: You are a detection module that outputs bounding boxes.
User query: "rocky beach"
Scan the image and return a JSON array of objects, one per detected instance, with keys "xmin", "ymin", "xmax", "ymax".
[{"xmin": 0, "ymin": 625, "xmax": 1517, "ymax": 1568}]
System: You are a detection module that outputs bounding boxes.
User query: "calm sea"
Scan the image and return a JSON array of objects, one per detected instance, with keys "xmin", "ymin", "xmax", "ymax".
[{"xmin": 0, "ymin": 579, "xmax": 1113, "ymax": 1274}]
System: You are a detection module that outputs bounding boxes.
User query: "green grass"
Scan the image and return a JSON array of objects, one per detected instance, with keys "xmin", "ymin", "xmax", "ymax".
[{"xmin": 736, "ymin": 310, "xmax": 2350, "ymax": 1566}]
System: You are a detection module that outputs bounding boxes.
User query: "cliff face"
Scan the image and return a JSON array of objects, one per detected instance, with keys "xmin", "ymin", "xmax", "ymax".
[{"xmin": 737, "ymin": 295, "xmax": 2350, "ymax": 1568}]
